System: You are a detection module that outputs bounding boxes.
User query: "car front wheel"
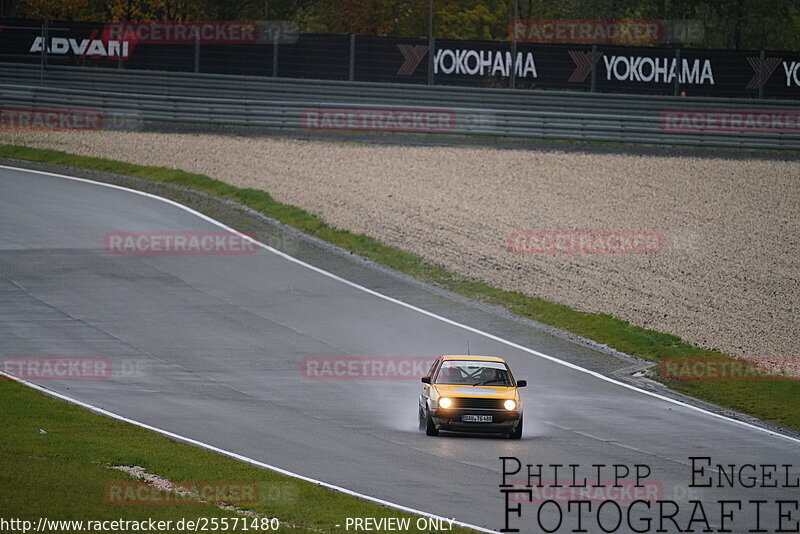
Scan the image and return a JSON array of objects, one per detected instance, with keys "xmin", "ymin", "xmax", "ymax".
[
  {"xmin": 509, "ymin": 416, "xmax": 523, "ymax": 440},
  {"xmin": 425, "ymin": 409, "xmax": 439, "ymax": 436}
]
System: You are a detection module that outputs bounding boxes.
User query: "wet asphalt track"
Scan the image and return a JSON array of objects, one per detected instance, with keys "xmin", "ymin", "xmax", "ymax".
[{"xmin": 1, "ymin": 165, "xmax": 798, "ymax": 533}]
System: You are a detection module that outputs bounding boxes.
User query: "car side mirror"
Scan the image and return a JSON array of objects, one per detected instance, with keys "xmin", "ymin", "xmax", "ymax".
[
  {"xmin": 421, "ymin": 377, "xmax": 431, "ymax": 384},
  {"xmin": 516, "ymin": 380, "xmax": 527, "ymax": 387}
]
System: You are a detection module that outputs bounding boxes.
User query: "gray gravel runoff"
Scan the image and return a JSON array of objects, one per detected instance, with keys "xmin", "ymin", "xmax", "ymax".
[{"xmin": 1, "ymin": 130, "xmax": 797, "ymax": 361}]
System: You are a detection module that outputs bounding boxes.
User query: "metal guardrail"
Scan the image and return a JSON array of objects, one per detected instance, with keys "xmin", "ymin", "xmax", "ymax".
[{"xmin": 1, "ymin": 63, "xmax": 799, "ymax": 150}]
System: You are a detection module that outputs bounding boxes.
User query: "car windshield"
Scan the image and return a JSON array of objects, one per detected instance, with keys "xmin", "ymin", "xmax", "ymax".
[{"xmin": 434, "ymin": 360, "xmax": 512, "ymax": 386}]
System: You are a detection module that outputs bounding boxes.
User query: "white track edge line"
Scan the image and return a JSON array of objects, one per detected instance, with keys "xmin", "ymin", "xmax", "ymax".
[
  {"xmin": 0, "ymin": 372, "xmax": 498, "ymax": 534},
  {"xmin": 2, "ymin": 163, "xmax": 798, "ymax": 449}
]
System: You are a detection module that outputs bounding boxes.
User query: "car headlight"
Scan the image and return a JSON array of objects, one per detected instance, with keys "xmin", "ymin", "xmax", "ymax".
[
  {"xmin": 504, "ymin": 399, "xmax": 517, "ymax": 411},
  {"xmin": 438, "ymin": 397, "xmax": 453, "ymax": 409}
]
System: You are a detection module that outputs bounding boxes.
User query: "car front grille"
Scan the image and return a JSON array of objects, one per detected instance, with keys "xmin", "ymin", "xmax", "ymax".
[{"xmin": 452, "ymin": 398, "xmax": 506, "ymax": 410}]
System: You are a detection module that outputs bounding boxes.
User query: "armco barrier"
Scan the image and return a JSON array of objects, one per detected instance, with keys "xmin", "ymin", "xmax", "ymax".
[{"xmin": 1, "ymin": 63, "xmax": 800, "ymax": 150}]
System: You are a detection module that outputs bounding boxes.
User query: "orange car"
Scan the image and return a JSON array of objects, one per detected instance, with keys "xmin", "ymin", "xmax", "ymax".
[{"xmin": 419, "ymin": 355, "xmax": 526, "ymax": 439}]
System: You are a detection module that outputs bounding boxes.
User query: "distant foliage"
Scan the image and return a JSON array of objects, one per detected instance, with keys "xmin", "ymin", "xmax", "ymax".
[{"xmin": 6, "ymin": 0, "xmax": 800, "ymax": 49}]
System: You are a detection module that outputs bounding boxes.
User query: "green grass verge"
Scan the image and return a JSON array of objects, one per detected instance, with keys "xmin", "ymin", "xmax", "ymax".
[
  {"xmin": 1, "ymin": 143, "xmax": 797, "ymax": 433},
  {"xmin": 0, "ymin": 377, "xmax": 473, "ymax": 533}
]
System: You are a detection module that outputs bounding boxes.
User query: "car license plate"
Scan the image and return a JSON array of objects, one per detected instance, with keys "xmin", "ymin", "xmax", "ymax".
[{"xmin": 462, "ymin": 414, "xmax": 492, "ymax": 423}]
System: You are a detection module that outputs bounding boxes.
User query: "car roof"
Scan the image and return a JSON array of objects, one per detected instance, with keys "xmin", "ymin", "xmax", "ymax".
[{"xmin": 440, "ymin": 355, "xmax": 506, "ymax": 363}]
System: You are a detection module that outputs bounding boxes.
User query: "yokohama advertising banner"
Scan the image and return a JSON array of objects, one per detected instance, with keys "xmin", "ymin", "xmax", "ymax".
[{"xmin": 2, "ymin": 18, "xmax": 800, "ymax": 99}]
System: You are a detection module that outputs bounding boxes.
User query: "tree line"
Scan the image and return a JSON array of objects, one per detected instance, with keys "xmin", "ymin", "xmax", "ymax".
[{"xmin": 3, "ymin": 0, "xmax": 800, "ymax": 50}]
